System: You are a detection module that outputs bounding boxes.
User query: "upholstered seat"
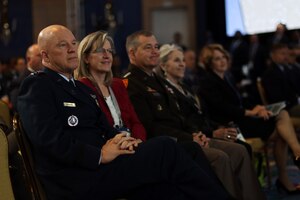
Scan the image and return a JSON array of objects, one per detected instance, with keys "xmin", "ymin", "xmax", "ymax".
[
  {"xmin": 0, "ymin": 127, "xmax": 15, "ymax": 200},
  {"xmin": 0, "ymin": 100, "xmax": 11, "ymax": 133}
]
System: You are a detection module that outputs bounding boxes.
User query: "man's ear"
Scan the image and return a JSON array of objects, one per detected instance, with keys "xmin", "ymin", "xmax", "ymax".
[
  {"xmin": 41, "ymin": 50, "xmax": 50, "ymax": 63},
  {"xmin": 129, "ymin": 48, "xmax": 135, "ymax": 59}
]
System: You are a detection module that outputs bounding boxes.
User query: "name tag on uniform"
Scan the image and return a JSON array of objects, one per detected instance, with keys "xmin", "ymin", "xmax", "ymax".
[{"xmin": 63, "ymin": 102, "xmax": 76, "ymax": 107}]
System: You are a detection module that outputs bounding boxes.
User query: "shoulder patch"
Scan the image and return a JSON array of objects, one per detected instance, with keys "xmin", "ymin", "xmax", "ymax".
[{"xmin": 122, "ymin": 79, "xmax": 128, "ymax": 88}]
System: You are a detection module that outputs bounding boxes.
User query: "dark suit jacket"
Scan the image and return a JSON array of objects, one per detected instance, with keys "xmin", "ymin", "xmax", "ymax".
[
  {"xmin": 198, "ymin": 72, "xmax": 245, "ymax": 124},
  {"xmin": 18, "ymin": 68, "xmax": 117, "ymax": 199},
  {"xmin": 249, "ymin": 43, "xmax": 268, "ymax": 82},
  {"xmin": 262, "ymin": 63, "xmax": 299, "ymax": 108},
  {"xmin": 286, "ymin": 64, "xmax": 300, "ymax": 96},
  {"xmin": 183, "ymin": 64, "xmax": 207, "ymax": 94},
  {"xmin": 198, "ymin": 71, "xmax": 275, "ymax": 140},
  {"xmin": 163, "ymin": 80, "xmax": 219, "ymax": 137},
  {"xmin": 125, "ymin": 65, "xmax": 194, "ymax": 141},
  {"xmin": 79, "ymin": 77, "xmax": 146, "ymax": 141},
  {"xmin": 9, "ymin": 67, "xmax": 32, "ymax": 110}
]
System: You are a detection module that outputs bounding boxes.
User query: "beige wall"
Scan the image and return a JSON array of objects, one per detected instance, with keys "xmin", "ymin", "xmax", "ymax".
[
  {"xmin": 143, "ymin": 0, "xmax": 196, "ymax": 49},
  {"xmin": 31, "ymin": 0, "xmax": 67, "ymax": 41}
]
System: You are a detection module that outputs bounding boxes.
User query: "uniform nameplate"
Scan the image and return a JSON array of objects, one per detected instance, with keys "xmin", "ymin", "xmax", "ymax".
[{"xmin": 63, "ymin": 102, "xmax": 76, "ymax": 107}]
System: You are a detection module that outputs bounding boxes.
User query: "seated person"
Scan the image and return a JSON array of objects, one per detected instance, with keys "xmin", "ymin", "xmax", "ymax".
[
  {"xmin": 17, "ymin": 25, "xmax": 230, "ymax": 200},
  {"xmin": 262, "ymin": 43, "xmax": 300, "ymax": 119},
  {"xmin": 124, "ymin": 30, "xmax": 266, "ymax": 200},
  {"xmin": 156, "ymin": 43, "xmax": 266, "ymax": 198},
  {"xmin": 198, "ymin": 43, "xmax": 300, "ymax": 194},
  {"xmin": 75, "ymin": 31, "xmax": 146, "ymax": 141},
  {"xmin": 155, "ymin": 44, "xmax": 252, "ymax": 155}
]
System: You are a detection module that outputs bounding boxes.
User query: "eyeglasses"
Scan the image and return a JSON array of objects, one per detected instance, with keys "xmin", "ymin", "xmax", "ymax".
[{"xmin": 92, "ymin": 47, "xmax": 115, "ymax": 55}]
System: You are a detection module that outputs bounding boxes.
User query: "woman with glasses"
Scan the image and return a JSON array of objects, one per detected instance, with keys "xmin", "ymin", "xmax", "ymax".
[{"xmin": 75, "ymin": 31, "xmax": 146, "ymax": 141}]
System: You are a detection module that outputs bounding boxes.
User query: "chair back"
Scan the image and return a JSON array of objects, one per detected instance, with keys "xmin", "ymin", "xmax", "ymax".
[
  {"xmin": 256, "ymin": 77, "xmax": 268, "ymax": 105},
  {"xmin": 0, "ymin": 128, "xmax": 15, "ymax": 200},
  {"xmin": 13, "ymin": 114, "xmax": 47, "ymax": 200},
  {"xmin": 0, "ymin": 100, "xmax": 12, "ymax": 132}
]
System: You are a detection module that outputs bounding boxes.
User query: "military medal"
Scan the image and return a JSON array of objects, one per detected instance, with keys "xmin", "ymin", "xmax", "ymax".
[{"xmin": 68, "ymin": 115, "xmax": 78, "ymax": 126}]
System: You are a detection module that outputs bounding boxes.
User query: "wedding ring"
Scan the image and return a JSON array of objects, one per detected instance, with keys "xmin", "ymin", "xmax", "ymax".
[
  {"xmin": 125, "ymin": 132, "xmax": 131, "ymax": 137},
  {"xmin": 227, "ymin": 135, "xmax": 231, "ymax": 139}
]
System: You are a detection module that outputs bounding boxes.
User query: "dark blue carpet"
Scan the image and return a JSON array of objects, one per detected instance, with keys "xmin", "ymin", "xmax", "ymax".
[{"xmin": 262, "ymin": 157, "xmax": 300, "ymax": 199}]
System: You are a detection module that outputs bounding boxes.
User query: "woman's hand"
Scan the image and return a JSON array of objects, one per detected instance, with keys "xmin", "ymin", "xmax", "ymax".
[
  {"xmin": 245, "ymin": 105, "xmax": 271, "ymax": 119},
  {"xmin": 257, "ymin": 109, "xmax": 273, "ymax": 120},
  {"xmin": 213, "ymin": 127, "xmax": 237, "ymax": 142}
]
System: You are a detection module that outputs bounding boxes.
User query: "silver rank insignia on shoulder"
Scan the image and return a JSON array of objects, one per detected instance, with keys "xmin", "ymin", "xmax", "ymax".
[
  {"xmin": 157, "ymin": 104, "xmax": 163, "ymax": 111},
  {"xmin": 68, "ymin": 115, "xmax": 78, "ymax": 126}
]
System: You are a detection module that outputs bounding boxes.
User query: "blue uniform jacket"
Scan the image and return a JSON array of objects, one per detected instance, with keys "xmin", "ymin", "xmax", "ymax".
[{"xmin": 17, "ymin": 67, "xmax": 117, "ymax": 199}]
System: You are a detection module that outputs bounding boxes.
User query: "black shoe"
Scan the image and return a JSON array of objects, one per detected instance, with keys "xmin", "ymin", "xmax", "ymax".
[
  {"xmin": 276, "ymin": 179, "xmax": 300, "ymax": 195},
  {"xmin": 294, "ymin": 156, "xmax": 300, "ymax": 169}
]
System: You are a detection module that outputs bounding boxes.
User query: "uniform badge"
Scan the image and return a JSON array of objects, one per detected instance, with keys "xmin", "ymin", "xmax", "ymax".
[
  {"xmin": 165, "ymin": 85, "xmax": 174, "ymax": 94},
  {"xmin": 90, "ymin": 94, "xmax": 100, "ymax": 107},
  {"xmin": 147, "ymin": 86, "xmax": 157, "ymax": 93},
  {"xmin": 122, "ymin": 79, "xmax": 128, "ymax": 88},
  {"xmin": 68, "ymin": 115, "xmax": 78, "ymax": 126}
]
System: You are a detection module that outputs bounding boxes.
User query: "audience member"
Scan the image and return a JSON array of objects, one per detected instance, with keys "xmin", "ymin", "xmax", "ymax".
[
  {"xmin": 124, "ymin": 30, "xmax": 265, "ymax": 200},
  {"xmin": 157, "ymin": 44, "xmax": 252, "ymax": 154},
  {"xmin": 247, "ymin": 34, "xmax": 268, "ymax": 82},
  {"xmin": 75, "ymin": 31, "xmax": 146, "ymax": 141},
  {"xmin": 288, "ymin": 30, "xmax": 300, "ymax": 46},
  {"xmin": 286, "ymin": 45, "xmax": 300, "ymax": 96},
  {"xmin": 269, "ymin": 23, "xmax": 290, "ymax": 46},
  {"xmin": 9, "ymin": 44, "xmax": 42, "ymax": 110},
  {"xmin": 172, "ymin": 31, "xmax": 187, "ymax": 51},
  {"xmin": 183, "ymin": 48, "xmax": 207, "ymax": 93},
  {"xmin": 17, "ymin": 25, "xmax": 230, "ymax": 200},
  {"xmin": 262, "ymin": 43, "xmax": 300, "ymax": 119},
  {"xmin": 157, "ymin": 43, "xmax": 264, "ymax": 196},
  {"xmin": 198, "ymin": 43, "xmax": 300, "ymax": 194},
  {"xmin": 228, "ymin": 30, "xmax": 249, "ymax": 83}
]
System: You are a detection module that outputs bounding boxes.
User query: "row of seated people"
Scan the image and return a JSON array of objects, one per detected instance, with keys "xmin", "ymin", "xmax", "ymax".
[
  {"xmin": 10, "ymin": 25, "xmax": 300, "ymax": 199},
  {"xmin": 75, "ymin": 29, "xmax": 299, "ymax": 198},
  {"xmin": 191, "ymin": 44, "xmax": 300, "ymax": 194},
  {"xmin": 225, "ymin": 24, "xmax": 300, "ymax": 86},
  {"xmin": 183, "ymin": 42, "xmax": 300, "ymax": 132},
  {"xmin": 17, "ymin": 25, "xmax": 232, "ymax": 200},
  {"xmin": 75, "ymin": 30, "xmax": 262, "ymax": 199}
]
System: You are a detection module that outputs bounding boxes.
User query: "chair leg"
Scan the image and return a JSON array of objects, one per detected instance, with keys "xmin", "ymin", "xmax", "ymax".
[{"xmin": 264, "ymin": 145, "xmax": 272, "ymax": 189}]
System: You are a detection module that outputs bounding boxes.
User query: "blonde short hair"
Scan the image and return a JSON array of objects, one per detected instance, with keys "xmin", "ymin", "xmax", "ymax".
[{"xmin": 159, "ymin": 44, "xmax": 182, "ymax": 64}]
